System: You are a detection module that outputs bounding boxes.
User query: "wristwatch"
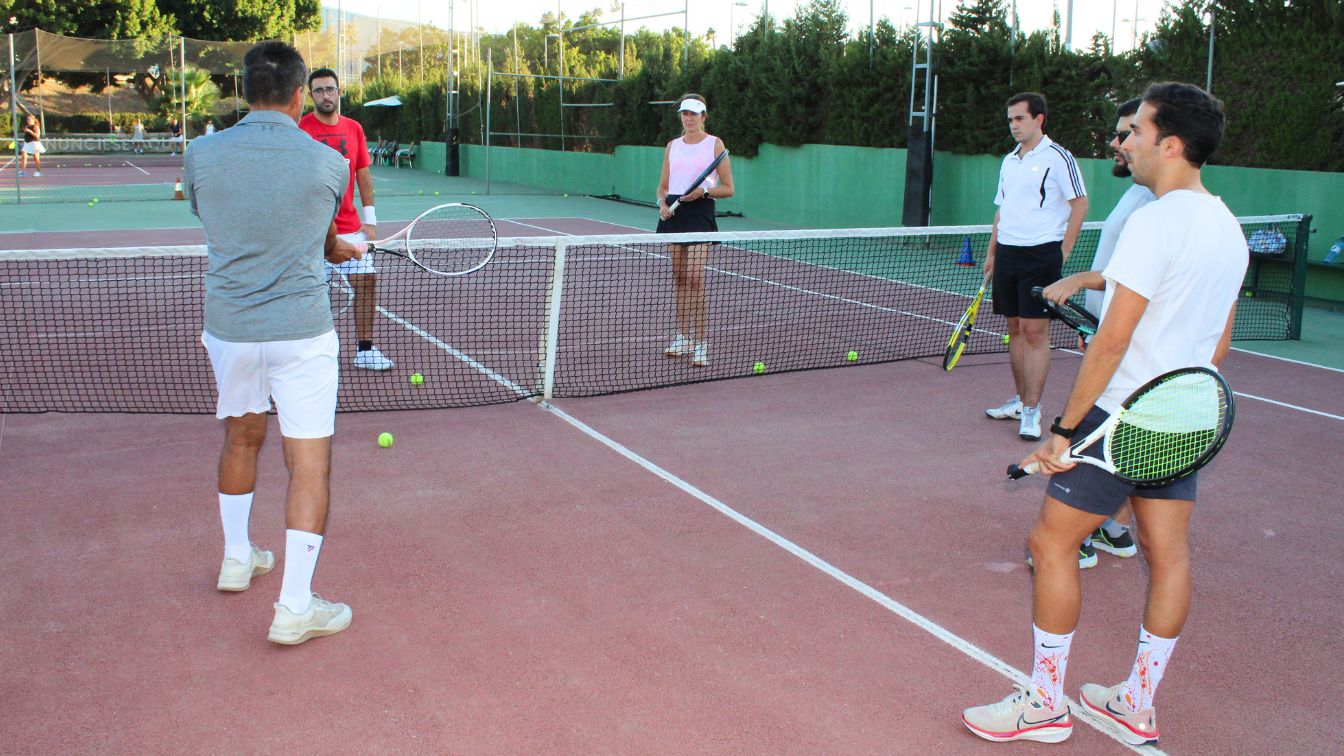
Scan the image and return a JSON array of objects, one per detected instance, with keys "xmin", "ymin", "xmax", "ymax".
[{"xmin": 1050, "ymin": 416, "xmax": 1077, "ymax": 439}]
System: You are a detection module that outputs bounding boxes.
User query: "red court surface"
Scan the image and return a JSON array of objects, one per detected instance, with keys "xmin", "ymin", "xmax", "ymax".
[{"xmin": 2, "ymin": 347, "xmax": 1342, "ymax": 753}]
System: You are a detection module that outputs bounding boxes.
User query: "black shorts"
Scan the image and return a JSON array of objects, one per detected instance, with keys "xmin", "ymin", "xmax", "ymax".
[
  {"xmin": 1048, "ymin": 406, "xmax": 1199, "ymax": 516},
  {"xmin": 657, "ymin": 195, "xmax": 719, "ymax": 237},
  {"xmin": 991, "ymin": 241, "xmax": 1063, "ymax": 318}
]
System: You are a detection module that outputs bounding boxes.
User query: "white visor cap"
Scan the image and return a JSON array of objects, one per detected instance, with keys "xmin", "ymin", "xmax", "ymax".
[{"xmin": 678, "ymin": 99, "xmax": 707, "ymax": 114}]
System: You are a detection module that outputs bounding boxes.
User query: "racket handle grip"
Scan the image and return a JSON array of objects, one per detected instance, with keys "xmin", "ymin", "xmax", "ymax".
[
  {"xmin": 1006, "ymin": 462, "xmax": 1040, "ymax": 479},
  {"xmin": 667, "ymin": 199, "xmax": 680, "ymax": 214}
]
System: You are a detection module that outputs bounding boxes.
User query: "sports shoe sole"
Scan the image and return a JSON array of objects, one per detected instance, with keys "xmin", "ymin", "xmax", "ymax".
[{"xmin": 962, "ymin": 717, "xmax": 1073, "ymax": 743}]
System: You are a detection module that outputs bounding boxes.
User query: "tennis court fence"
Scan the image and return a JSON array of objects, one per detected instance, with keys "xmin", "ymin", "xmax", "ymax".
[{"xmin": 0, "ymin": 215, "xmax": 1309, "ymax": 414}]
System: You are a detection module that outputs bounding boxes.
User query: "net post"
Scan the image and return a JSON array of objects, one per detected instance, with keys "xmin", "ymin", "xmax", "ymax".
[
  {"xmin": 1290, "ymin": 214, "xmax": 1311, "ymax": 340},
  {"xmin": 540, "ymin": 240, "xmax": 568, "ymax": 401}
]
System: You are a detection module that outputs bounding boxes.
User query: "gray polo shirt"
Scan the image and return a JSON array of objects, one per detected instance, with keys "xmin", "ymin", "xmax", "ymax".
[{"xmin": 184, "ymin": 109, "xmax": 348, "ymax": 342}]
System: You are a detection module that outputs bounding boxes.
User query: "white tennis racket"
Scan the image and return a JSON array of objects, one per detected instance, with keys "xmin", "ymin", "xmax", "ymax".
[
  {"xmin": 365, "ymin": 202, "xmax": 498, "ymax": 277},
  {"xmin": 1008, "ymin": 367, "xmax": 1235, "ymax": 486}
]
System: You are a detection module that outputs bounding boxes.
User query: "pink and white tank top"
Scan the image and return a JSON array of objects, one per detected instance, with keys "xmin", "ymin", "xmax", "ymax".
[{"xmin": 668, "ymin": 135, "xmax": 719, "ymax": 196}]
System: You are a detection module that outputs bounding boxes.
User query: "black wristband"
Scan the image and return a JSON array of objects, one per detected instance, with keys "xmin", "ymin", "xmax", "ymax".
[{"xmin": 1050, "ymin": 416, "xmax": 1077, "ymax": 439}]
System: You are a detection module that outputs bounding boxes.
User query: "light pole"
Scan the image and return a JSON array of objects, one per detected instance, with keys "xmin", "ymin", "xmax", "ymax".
[
  {"xmin": 545, "ymin": 32, "xmax": 559, "ymax": 71},
  {"xmin": 1205, "ymin": 2, "xmax": 1216, "ymax": 92}
]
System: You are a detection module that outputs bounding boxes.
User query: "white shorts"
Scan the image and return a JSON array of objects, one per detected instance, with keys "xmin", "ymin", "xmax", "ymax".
[
  {"xmin": 327, "ymin": 230, "xmax": 376, "ymax": 275},
  {"xmin": 21, "ymin": 141, "xmax": 45, "ymax": 155},
  {"xmin": 202, "ymin": 329, "xmax": 340, "ymax": 438}
]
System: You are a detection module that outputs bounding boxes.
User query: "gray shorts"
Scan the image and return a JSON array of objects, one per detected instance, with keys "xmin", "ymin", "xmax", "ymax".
[{"xmin": 1047, "ymin": 406, "xmax": 1198, "ymax": 516}]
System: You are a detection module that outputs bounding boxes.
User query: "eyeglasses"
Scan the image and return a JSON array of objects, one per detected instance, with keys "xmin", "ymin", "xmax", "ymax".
[
  {"xmin": 1112, "ymin": 130, "xmax": 1132, "ymax": 143},
  {"xmin": 311, "ymin": 86, "xmax": 339, "ymax": 96}
]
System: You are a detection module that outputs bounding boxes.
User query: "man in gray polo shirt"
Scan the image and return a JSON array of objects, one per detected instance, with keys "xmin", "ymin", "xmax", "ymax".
[{"xmin": 185, "ymin": 41, "xmax": 360, "ymax": 646}]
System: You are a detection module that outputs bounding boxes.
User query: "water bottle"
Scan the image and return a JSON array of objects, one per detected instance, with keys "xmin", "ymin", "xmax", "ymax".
[{"xmin": 1325, "ymin": 237, "xmax": 1343, "ymax": 264}]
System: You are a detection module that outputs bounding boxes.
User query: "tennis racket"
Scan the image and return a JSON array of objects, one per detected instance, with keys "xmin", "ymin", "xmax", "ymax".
[
  {"xmin": 943, "ymin": 271, "xmax": 993, "ymax": 371},
  {"xmin": 327, "ymin": 268, "xmax": 354, "ymax": 318},
  {"xmin": 667, "ymin": 149, "xmax": 729, "ymax": 214},
  {"xmin": 1031, "ymin": 286, "xmax": 1099, "ymax": 337},
  {"xmin": 366, "ymin": 203, "xmax": 498, "ymax": 276},
  {"xmin": 1007, "ymin": 367, "xmax": 1235, "ymax": 486}
]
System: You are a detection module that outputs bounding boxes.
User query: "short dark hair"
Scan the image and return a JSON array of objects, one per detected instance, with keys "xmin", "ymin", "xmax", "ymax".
[
  {"xmin": 242, "ymin": 41, "xmax": 307, "ymax": 107},
  {"xmin": 1141, "ymin": 81, "xmax": 1226, "ymax": 167},
  {"xmin": 308, "ymin": 68, "xmax": 339, "ymax": 89},
  {"xmin": 1006, "ymin": 92, "xmax": 1047, "ymax": 120},
  {"xmin": 1117, "ymin": 97, "xmax": 1142, "ymax": 119}
]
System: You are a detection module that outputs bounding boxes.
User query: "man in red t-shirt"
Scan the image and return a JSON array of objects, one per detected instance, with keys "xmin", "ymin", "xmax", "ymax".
[{"xmin": 299, "ymin": 68, "xmax": 393, "ymax": 371}]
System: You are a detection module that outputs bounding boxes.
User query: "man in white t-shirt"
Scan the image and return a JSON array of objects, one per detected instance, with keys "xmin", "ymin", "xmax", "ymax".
[
  {"xmin": 1039, "ymin": 97, "xmax": 1156, "ymax": 569},
  {"xmin": 963, "ymin": 82, "xmax": 1246, "ymax": 748},
  {"xmin": 983, "ymin": 92, "xmax": 1089, "ymax": 441}
]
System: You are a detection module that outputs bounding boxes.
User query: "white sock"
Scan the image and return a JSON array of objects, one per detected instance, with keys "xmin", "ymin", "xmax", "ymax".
[
  {"xmin": 278, "ymin": 529, "xmax": 324, "ymax": 614},
  {"xmin": 1102, "ymin": 519, "xmax": 1128, "ymax": 539},
  {"xmin": 1122, "ymin": 626, "xmax": 1178, "ymax": 712},
  {"xmin": 219, "ymin": 492, "xmax": 254, "ymax": 563},
  {"xmin": 1031, "ymin": 625, "xmax": 1074, "ymax": 710}
]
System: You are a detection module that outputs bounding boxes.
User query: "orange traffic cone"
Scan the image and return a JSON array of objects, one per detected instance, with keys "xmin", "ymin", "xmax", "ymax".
[{"xmin": 173, "ymin": 176, "xmax": 185, "ymax": 200}]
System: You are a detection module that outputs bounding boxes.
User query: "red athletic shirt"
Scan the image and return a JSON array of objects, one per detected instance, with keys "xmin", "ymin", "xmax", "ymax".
[{"xmin": 298, "ymin": 113, "xmax": 371, "ymax": 234}]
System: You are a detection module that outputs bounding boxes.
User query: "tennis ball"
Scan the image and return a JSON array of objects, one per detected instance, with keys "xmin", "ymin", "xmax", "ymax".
[
  {"xmin": 87, "ymin": 201, "xmax": 94, "ymax": 207},
  {"xmin": 753, "ymin": 361, "xmax": 766, "ymax": 374},
  {"xmin": 1002, "ymin": 333, "xmax": 1011, "ymax": 344},
  {"xmin": 847, "ymin": 350, "xmax": 859, "ymax": 362},
  {"xmin": 418, "ymin": 190, "xmax": 424, "ymax": 195},
  {"xmin": 434, "ymin": 191, "xmax": 440, "ymax": 196},
  {"xmin": 92, "ymin": 198, "xmax": 99, "ymax": 203},
  {"xmin": 410, "ymin": 372, "xmax": 424, "ymax": 386},
  {"xmin": 563, "ymin": 193, "xmax": 569, "ymax": 198},
  {"xmin": 377, "ymin": 432, "xmax": 394, "ymax": 448}
]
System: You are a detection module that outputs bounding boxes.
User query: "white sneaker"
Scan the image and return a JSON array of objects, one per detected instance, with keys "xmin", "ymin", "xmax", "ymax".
[
  {"xmin": 267, "ymin": 594, "xmax": 352, "ymax": 645},
  {"xmin": 1019, "ymin": 405, "xmax": 1042, "ymax": 440},
  {"xmin": 17, "ymin": 170, "xmax": 25, "ymax": 177},
  {"xmin": 664, "ymin": 333, "xmax": 691, "ymax": 357},
  {"xmin": 353, "ymin": 347, "xmax": 394, "ymax": 370},
  {"xmin": 962, "ymin": 686, "xmax": 1073, "ymax": 743},
  {"xmin": 33, "ymin": 171, "xmax": 42, "ymax": 177},
  {"xmin": 216, "ymin": 543, "xmax": 274, "ymax": 591},
  {"xmin": 986, "ymin": 395, "xmax": 1023, "ymax": 420},
  {"xmin": 691, "ymin": 342, "xmax": 708, "ymax": 367}
]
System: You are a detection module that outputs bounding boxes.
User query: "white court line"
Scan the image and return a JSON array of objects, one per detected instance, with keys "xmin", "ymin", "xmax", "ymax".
[
  {"xmin": 1230, "ymin": 347, "xmax": 1344, "ymax": 374},
  {"xmin": 380, "ymin": 280, "xmax": 1159, "ymax": 753},
  {"xmin": 1055, "ymin": 346, "xmax": 1344, "ymax": 422},
  {"xmin": 123, "ymin": 160, "xmax": 151, "ymax": 176}
]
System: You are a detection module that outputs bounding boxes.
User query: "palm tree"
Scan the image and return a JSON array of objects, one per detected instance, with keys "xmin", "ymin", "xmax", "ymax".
[{"xmin": 155, "ymin": 67, "xmax": 220, "ymax": 136}]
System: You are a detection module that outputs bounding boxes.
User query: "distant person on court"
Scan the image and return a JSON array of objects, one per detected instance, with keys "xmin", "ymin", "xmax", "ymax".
[
  {"xmin": 983, "ymin": 92, "xmax": 1088, "ymax": 441},
  {"xmin": 169, "ymin": 117, "xmax": 182, "ymax": 155},
  {"xmin": 656, "ymin": 93, "xmax": 734, "ymax": 368},
  {"xmin": 132, "ymin": 117, "xmax": 146, "ymax": 154},
  {"xmin": 204, "ymin": 119, "xmax": 216, "ymax": 136},
  {"xmin": 19, "ymin": 114, "xmax": 44, "ymax": 177},
  {"xmin": 184, "ymin": 41, "xmax": 361, "ymax": 646},
  {"xmin": 963, "ymin": 82, "xmax": 1247, "ymax": 746},
  {"xmin": 300, "ymin": 67, "xmax": 393, "ymax": 371},
  {"xmin": 1041, "ymin": 97, "xmax": 1155, "ymax": 566}
]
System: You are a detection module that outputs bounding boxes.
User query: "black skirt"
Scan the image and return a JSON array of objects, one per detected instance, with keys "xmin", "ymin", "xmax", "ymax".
[{"xmin": 656, "ymin": 194, "xmax": 718, "ymax": 236}]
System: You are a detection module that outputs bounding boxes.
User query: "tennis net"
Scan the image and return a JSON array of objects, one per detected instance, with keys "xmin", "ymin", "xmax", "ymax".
[{"xmin": 0, "ymin": 214, "xmax": 1309, "ymax": 414}]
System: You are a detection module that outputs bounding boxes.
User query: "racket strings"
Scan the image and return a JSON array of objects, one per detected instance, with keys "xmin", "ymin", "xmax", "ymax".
[
  {"xmin": 404, "ymin": 205, "xmax": 497, "ymax": 274},
  {"xmin": 1109, "ymin": 372, "xmax": 1231, "ymax": 481}
]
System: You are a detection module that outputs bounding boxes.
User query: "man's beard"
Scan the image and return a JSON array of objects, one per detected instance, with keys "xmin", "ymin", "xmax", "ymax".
[
  {"xmin": 316, "ymin": 100, "xmax": 337, "ymax": 115},
  {"xmin": 1111, "ymin": 157, "xmax": 1131, "ymax": 178}
]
